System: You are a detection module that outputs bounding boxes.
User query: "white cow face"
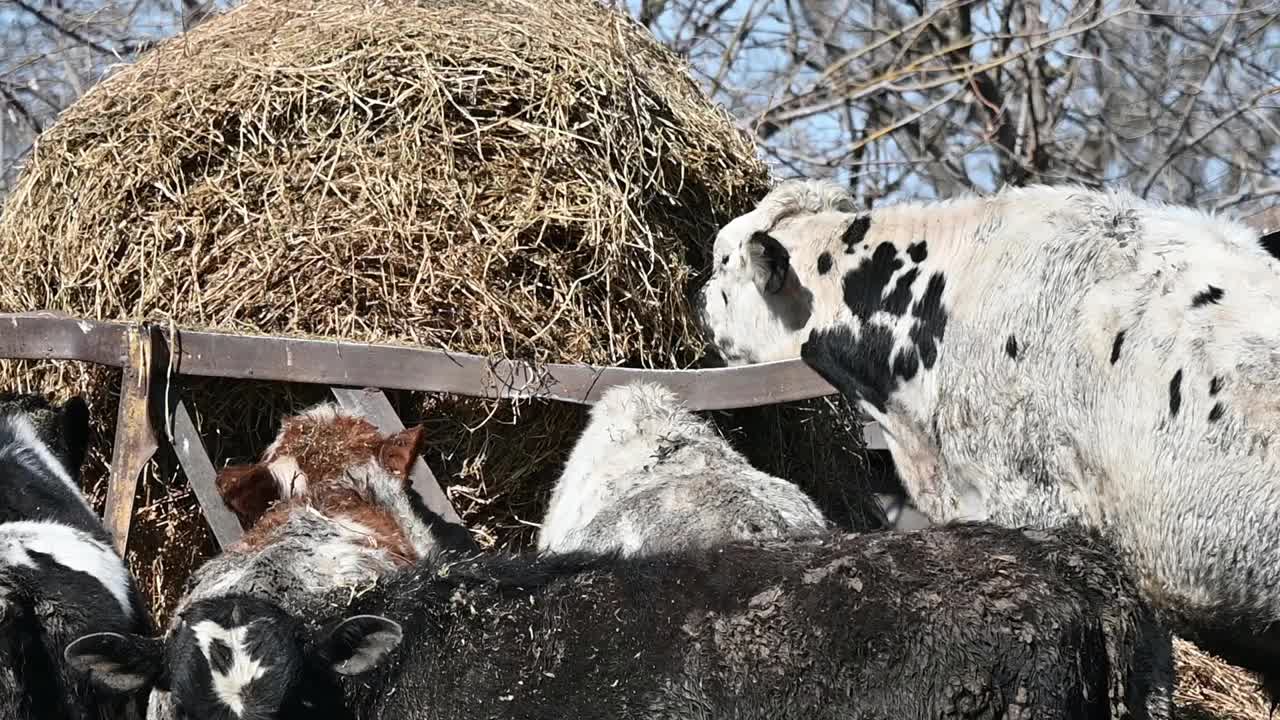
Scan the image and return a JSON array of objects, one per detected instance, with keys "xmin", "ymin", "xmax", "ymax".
[{"xmin": 696, "ymin": 179, "xmax": 857, "ymax": 365}]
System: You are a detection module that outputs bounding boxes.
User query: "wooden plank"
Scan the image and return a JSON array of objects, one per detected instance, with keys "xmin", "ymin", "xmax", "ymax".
[
  {"xmin": 0, "ymin": 313, "xmax": 837, "ymax": 410},
  {"xmin": 102, "ymin": 326, "xmax": 159, "ymax": 555},
  {"xmin": 0, "ymin": 312, "xmax": 129, "ymax": 367},
  {"xmin": 166, "ymin": 398, "xmax": 245, "ymax": 549},
  {"xmin": 861, "ymin": 420, "xmax": 887, "ymax": 450},
  {"xmin": 330, "ymin": 387, "xmax": 463, "ymax": 525}
]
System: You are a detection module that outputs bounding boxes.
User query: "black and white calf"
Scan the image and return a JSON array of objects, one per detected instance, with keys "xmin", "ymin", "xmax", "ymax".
[
  {"xmin": 538, "ymin": 382, "xmax": 830, "ymax": 556},
  {"xmin": 0, "ymin": 392, "xmax": 150, "ymax": 720},
  {"xmin": 695, "ymin": 178, "xmax": 1280, "ymax": 694},
  {"xmin": 67, "ymin": 522, "xmax": 1173, "ymax": 719}
]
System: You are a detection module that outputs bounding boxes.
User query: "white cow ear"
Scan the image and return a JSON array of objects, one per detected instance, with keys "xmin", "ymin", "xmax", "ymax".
[
  {"xmin": 64, "ymin": 632, "xmax": 163, "ymax": 693},
  {"xmin": 747, "ymin": 231, "xmax": 791, "ymax": 295},
  {"xmin": 312, "ymin": 615, "xmax": 403, "ymax": 677}
]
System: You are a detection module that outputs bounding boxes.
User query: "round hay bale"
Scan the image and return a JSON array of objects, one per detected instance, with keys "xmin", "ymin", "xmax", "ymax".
[
  {"xmin": 1174, "ymin": 638, "xmax": 1269, "ymax": 719},
  {"xmin": 0, "ymin": 0, "xmax": 885, "ymax": 622}
]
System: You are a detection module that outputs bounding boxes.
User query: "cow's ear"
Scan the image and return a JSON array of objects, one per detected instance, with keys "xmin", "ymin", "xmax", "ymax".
[
  {"xmin": 310, "ymin": 615, "xmax": 403, "ymax": 677},
  {"xmin": 65, "ymin": 632, "xmax": 164, "ymax": 694},
  {"xmin": 747, "ymin": 231, "xmax": 790, "ymax": 295},
  {"xmin": 378, "ymin": 427, "xmax": 426, "ymax": 480},
  {"xmin": 216, "ymin": 463, "xmax": 280, "ymax": 527}
]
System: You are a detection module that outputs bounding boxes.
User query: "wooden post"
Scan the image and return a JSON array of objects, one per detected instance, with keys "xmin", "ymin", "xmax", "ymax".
[
  {"xmin": 168, "ymin": 398, "xmax": 245, "ymax": 548},
  {"xmin": 330, "ymin": 386, "xmax": 463, "ymax": 525},
  {"xmin": 103, "ymin": 325, "xmax": 159, "ymax": 555},
  {"xmin": 146, "ymin": 329, "xmax": 246, "ymax": 549}
]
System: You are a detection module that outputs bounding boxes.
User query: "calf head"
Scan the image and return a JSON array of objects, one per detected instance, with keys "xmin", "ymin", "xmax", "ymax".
[
  {"xmin": 697, "ymin": 180, "xmax": 954, "ymax": 415},
  {"xmin": 696, "ymin": 179, "xmax": 856, "ymax": 365},
  {"xmin": 65, "ymin": 595, "xmax": 401, "ymax": 720},
  {"xmin": 216, "ymin": 404, "xmax": 427, "ymax": 527}
]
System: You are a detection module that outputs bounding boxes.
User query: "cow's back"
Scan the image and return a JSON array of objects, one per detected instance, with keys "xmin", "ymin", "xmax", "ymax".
[{"xmin": 343, "ymin": 523, "xmax": 1170, "ymax": 720}]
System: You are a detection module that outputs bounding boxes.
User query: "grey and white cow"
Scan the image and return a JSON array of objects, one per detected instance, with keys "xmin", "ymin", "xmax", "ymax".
[
  {"xmin": 695, "ymin": 177, "xmax": 1280, "ymax": 696},
  {"xmin": 538, "ymin": 382, "xmax": 830, "ymax": 556},
  {"xmin": 65, "ymin": 403, "xmax": 472, "ymax": 720},
  {"xmin": 0, "ymin": 392, "xmax": 151, "ymax": 720}
]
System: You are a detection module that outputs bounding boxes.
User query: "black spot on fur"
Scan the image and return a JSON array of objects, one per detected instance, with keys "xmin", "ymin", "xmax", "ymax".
[
  {"xmin": 1169, "ymin": 370, "xmax": 1183, "ymax": 417},
  {"xmin": 882, "ymin": 268, "xmax": 919, "ymax": 316},
  {"xmin": 1192, "ymin": 286, "xmax": 1224, "ymax": 308},
  {"xmin": 1005, "ymin": 335, "xmax": 1019, "ymax": 360},
  {"xmin": 817, "ymin": 252, "xmax": 833, "ymax": 275},
  {"xmin": 907, "ymin": 241, "xmax": 928, "ymax": 263},
  {"xmin": 1210, "ymin": 376, "xmax": 1223, "ymax": 396},
  {"xmin": 893, "ymin": 346, "xmax": 920, "ymax": 383},
  {"xmin": 803, "ymin": 325, "xmax": 895, "ymax": 413},
  {"xmin": 842, "ymin": 243, "xmax": 904, "ymax": 321},
  {"xmin": 208, "ymin": 638, "xmax": 234, "ymax": 675},
  {"xmin": 1110, "ymin": 331, "xmax": 1126, "ymax": 365},
  {"xmin": 910, "ymin": 274, "xmax": 947, "ymax": 370},
  {"xmin": 806, "ymin": 273, "xmax": 947, "ymax": 412},
  {"xmin": 1209, "ymin": 403, "xmax": 1225, "ymax": 423},
  {"xmin": 842, "ymin": 215, "xmax": 871, "ymax": 253},
  {"xmin": 1260, "ymin": 230, "xmax": 1280, "ymax": 260}
]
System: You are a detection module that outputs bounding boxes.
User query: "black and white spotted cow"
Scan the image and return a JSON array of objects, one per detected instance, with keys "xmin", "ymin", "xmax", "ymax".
[
  {"xmin": 537, "ymin": 382, "xmax": 831, "ymax": 556},
  {"xmin": 0, "ymin": 392, "xmax": 151, "ymax": 720},
  {"xmin": 695, "ymin": 177, "xmax": 1280, "ymax": 696},
  {"xmin": 60, "ymin": 522, "xmax": 1175, "ymax": 719}
]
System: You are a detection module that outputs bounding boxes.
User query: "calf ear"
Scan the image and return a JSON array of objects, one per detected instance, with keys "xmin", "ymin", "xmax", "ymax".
[
  {"xmin": 378, "ymin": 427, "xmax": 426, "ymax": 480},
  {"xmin": 216, "ymin": 464, "xmax": 280, "ymax": 527},
  {"xmin": 311, "ymin": 615, "xmax": 403, "ymax": 677},
  {"xmin": 59, "ymin": 396, "xmax": 91, "ymax": 476},
  {"xmin": 747, "ymin": 231, "xmax": 791, "ymax": 295},
  {"xmin": 64, "ymin": 632, "xmax": 163, "ymax": 694}
]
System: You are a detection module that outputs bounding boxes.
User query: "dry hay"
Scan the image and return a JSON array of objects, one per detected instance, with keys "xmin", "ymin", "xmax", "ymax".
[
  {"xmin": 1174, "ymin": 638, "xmax": 1270, "ymax": 719},
  {"xmin": 0, "ymin": 0, "xmax": 884, "ymax": 623}
]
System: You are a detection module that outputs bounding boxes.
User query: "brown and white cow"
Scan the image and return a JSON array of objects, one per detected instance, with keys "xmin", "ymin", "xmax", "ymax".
[{"xmin": 66, "ymin": 403, "xmax": 473, "ymax": 720}]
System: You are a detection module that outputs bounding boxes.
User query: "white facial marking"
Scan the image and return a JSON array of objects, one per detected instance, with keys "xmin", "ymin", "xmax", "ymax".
[
  {"xmin": 0, "ymin": 520, "xmax": 134, "ymax": 617},
  {"xmin": 191, "ymin": 620, "xmax": 270, "ymax": 717},
  {"xmin": 267, "ymin": 455, "xmax": 307, "ymax": 497},
  {"xmin": 0, "ymin": 415, "xmax": 92, "ymax": 513}
]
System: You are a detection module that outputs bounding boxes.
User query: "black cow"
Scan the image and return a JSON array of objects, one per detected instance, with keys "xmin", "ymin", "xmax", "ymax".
[{"xmin": 70, "ymin": 522, "xmax": 1172, "ymax": 719}]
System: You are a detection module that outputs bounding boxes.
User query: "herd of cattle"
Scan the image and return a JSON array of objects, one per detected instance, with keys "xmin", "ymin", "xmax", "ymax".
[{"xmin": 2, "ymin": 179, "xmax": 1279, "ymax": 719}]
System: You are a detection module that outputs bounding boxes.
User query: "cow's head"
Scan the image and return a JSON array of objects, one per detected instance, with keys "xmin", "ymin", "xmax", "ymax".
[
  {"xmin": 64, "ymin": 595, "xmax": 401, "ymax": 720},
  {"xmin": 695, "ymin": 179, "xmax": 858, "ymax": 365},
  {"xmin": 216, "ymin": 405, "xmax": 428, "ymax": 528}
]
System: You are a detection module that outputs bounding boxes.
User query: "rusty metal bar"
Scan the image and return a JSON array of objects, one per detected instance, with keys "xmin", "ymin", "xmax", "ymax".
[
  {"xmin": 102, "ymin": 325, "xmax": 159, "ymax": 555},
  {"xmin": 330, "ymin": 387, "xmax": 463, "ymax": 525}
]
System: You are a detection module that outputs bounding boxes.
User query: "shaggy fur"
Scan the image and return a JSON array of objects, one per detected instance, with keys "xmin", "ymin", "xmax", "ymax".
[
  {"xmin": 67, "ymin": 403, "xmax": 467, "ymax": 720},
  {"xmin": 538, "ymin": 382, "xmax": 830, "ymax": 555},
  {"xmin": 696, "ymin": 178, "xmax": 1280, "ymax": 695},
  {"xmin": 0, "ymin": 392, "xmax": 151, "ymax": 720},
  {"xmin": 64, "ymin": 522, "xmax": 1175, "ymax": 719}
]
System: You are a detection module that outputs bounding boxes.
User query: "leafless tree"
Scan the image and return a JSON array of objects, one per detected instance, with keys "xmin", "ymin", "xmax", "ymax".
[
  {"xmin": 0, "ymin": 0, "xmax": 225, "ymax": 195},
  {"xmin": 621, "ymin": 0, "xmax": 1280, "ymax": 221}
]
